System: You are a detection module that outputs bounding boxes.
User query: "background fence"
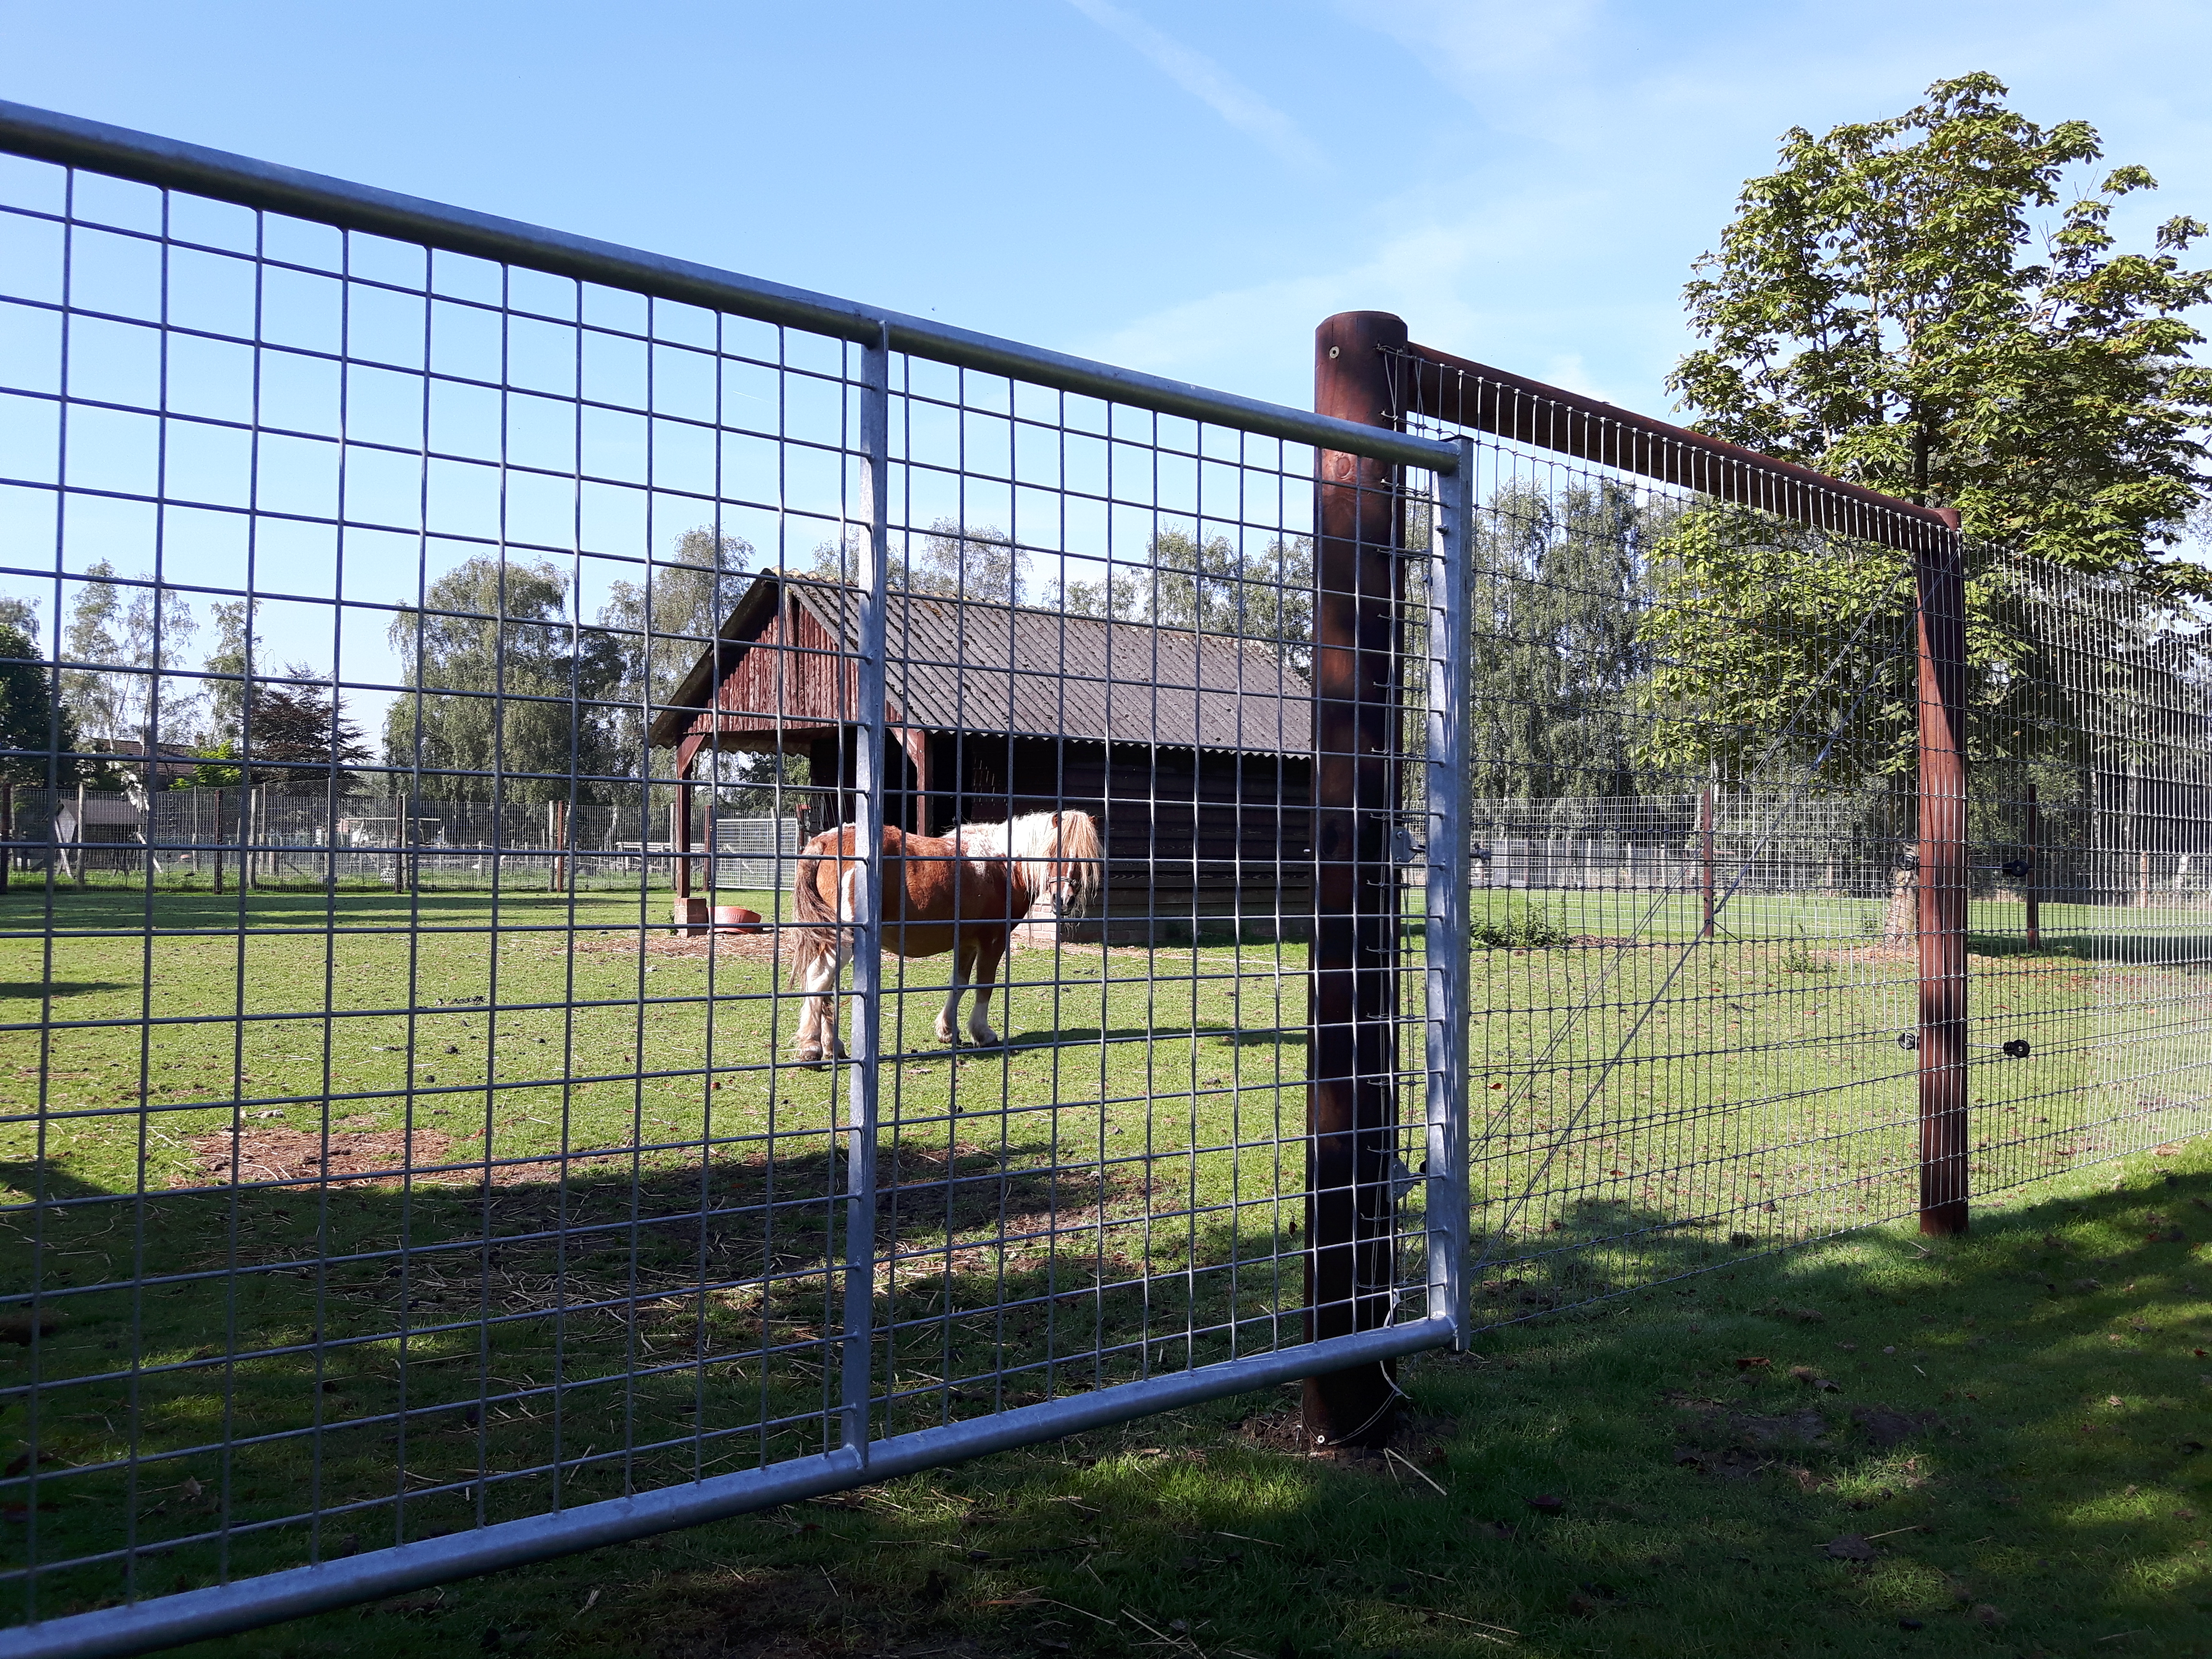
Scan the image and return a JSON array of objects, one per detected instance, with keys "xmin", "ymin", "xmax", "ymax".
[
  {"xmin": 1, "ymin": 104, "xmax": 2209, "ymax": 1659},
  {"xmin": 1, "ymin": 786, "xmax": 805, "ymax": 890}
]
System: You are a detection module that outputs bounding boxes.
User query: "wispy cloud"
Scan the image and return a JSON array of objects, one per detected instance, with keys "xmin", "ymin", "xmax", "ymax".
[
  {"xmin": 1347, "ymin": 0, "xmax": 1602, "ymax": 85},
  {"xmin": 1075, "ymin": 188, "xmax": 1676, "ymax": 411},
  {"xmin": 1062, "ymin": 0, "xmax": 1329, "ymax": 173}
]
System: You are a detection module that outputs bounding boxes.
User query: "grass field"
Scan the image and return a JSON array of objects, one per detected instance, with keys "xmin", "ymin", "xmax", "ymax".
[
  {"xmin": 1, "ymin": 881, "xmax": 2208, "ymax": 1647},
  {"xmin": 149, "ymin": 1142, "xmax": 2212, "ymax": 1658}
]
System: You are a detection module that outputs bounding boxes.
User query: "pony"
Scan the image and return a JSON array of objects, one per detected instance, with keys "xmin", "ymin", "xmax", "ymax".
[{"xmin": 788, "ymin": 809, "xmax": 1102, "ymax": 1064}]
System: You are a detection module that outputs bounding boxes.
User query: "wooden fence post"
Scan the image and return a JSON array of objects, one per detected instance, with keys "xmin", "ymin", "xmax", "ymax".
[
  {"xmin": 1305, "ymin": 310, "xmax": 1407, "ymax": 1448},
  {"xmin": 1916, "ymin": 508, "xmax": 1969, "ymax": 1236}
]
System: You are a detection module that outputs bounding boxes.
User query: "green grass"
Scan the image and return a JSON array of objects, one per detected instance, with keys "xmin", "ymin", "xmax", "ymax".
[
  {"xmin": 135, "ymin": 1140, "xmax": 2212, "ymax": 1659},
  {"xmin": 0, "ymin": 883, "xmax": 2207, "ymax": 1650}
]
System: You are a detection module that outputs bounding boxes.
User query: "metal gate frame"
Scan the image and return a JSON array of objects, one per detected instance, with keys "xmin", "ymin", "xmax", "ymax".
[{"xmin": 0, "ymin": 101, "xmax": 1473, "ymax": 1658}]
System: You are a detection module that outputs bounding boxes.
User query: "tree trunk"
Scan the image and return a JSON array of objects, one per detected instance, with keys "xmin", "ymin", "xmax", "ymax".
[{"xmin": 1881, "ymin": 847, "xmax": 1918, "ymax": 946}]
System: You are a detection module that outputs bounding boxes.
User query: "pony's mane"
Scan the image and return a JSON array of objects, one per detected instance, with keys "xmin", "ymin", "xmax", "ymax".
[{"xmin": 956, "ymin": 810, "xmax": 1102, "ymax": 911}]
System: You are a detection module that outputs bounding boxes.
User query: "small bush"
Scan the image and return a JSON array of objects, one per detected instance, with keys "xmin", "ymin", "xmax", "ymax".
[
  {"xmin": 1782, "ymin": 925, "xmax": 1832, "ymax": 973},
  {"xmin": 1473, "ymin": 900, "xmax": 1571, "ymax": 950}
]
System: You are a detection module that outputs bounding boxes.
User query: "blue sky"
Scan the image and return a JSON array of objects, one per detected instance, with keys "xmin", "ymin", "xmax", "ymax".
[
  {"xmin": 6, "ymin": 0, "xmax": 2207, "ymax": 418},
  {"xmin": 3, "ymin": 1, "xmax": 2208, "ymax": 745}
]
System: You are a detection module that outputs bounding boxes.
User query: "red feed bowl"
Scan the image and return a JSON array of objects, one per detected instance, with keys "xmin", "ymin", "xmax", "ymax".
[{"xmin": 712, "ymin": 905, "xmax": 764, "ymax": 934}]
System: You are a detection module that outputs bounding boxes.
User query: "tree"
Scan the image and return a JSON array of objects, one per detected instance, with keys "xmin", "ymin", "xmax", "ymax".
[
  {"xmin": 60, "ymin": 564, "xmax": 126, "ymax": 744},
  {"xmin": 902, "ymin": 519, "xmax": 1029, "ymax": 604},
  {"xmin": 1471, "ymin": 482, "xmax": 1659, "ymax": 800},
  {"xmin": 0, "ymin": 617, "xmax": 82, "ymax": 785},
  {"xmin": 1669, "ymin": 72, "xmax": 2212, "ymax": 591},
  {"xmin": 1062, "ymin": 527, "xmax": 1313, "ymax": 675},
  {"xmin": 244, "ymin": 673, "xmax": 368, "ymax": 795},
  {"xmin": 199, "ymin": 599, "xmax": 258, "ymax": 746},
  {"xmin": 61, "ymin": 561, "xmax": 200, "ymax": 751},
  {"xmin": 386, "ymin": 558, "xmax": 620, "ymax": 803},
  {"xmin": 1635, "ymin": 504, "xmax": 1925, "ymax": 787},
  {"xmin": 594, "ymin": 528, "xmax": 755, "ymax": 779}
]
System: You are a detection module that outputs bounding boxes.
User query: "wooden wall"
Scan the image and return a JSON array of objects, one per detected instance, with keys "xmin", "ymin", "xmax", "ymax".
[{"xmin": 931, "ymin": 733, "xmax": 1314, "ymax": 943}]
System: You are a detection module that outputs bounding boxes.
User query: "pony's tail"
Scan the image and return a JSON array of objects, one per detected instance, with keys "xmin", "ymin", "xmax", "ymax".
[{"xmin": 788, "ymin": 840, "xmax": 843, "ymax": 988}]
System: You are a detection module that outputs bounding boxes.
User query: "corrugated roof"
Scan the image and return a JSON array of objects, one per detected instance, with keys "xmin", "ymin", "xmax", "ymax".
[{"xmin": 653, "ymin": 572, "xmax": 1311, "ymax": 754}]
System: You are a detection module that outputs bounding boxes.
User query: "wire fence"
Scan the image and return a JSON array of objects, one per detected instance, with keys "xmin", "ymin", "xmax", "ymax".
[
  {"xmin": 1, "ymin": 104, "xmax": 2210, "ymax": 1659},
  {"xmin": 0, "ymin": 106, "xmax": 1464, "ymax": 1655},
  {"xmin": 1394, "ymin": 339, "xmax": 2212, "ymax": 1327},
  {"xmin": 0, "ymin": 786, "xmax": 805, "ymax": 890}
]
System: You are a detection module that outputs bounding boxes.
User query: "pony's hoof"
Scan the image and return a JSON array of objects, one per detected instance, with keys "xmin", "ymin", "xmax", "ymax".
[{"xmin": 796, "ymin": 1044, "xmax": 823, "ymax": 1067}]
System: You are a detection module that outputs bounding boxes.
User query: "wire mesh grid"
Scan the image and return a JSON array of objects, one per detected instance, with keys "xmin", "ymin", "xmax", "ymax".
[
  {"xmin": 1395, "ymin": 346, "xmax": 2212, "ymax": 1327},
  {"xmin": 1968, "ymin": 548, "xmax": 2212, "ymax": 1194},
  {"xmin": 0, "ymin": 137, "xmax": 1462, "ymax": 1640}
]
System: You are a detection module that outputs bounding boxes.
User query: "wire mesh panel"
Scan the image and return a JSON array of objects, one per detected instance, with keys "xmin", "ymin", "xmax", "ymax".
[
  {"xmin": 0, "ymin": 111, "xmax": 1468, "ymax": 1651},
  {"xmin": 1396, "ymin": 346, "xmax": 2212, "ymax": 1325},
  {"xmin": 1400, "ymin": 364, "xmax": 1926, "ymax": 1319},
  {"xmin": 1969, "ymin": 550, "xmax": 2212, "ymax": 1190}
]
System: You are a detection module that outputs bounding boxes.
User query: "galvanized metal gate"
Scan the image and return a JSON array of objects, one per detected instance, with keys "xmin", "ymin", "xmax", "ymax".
[{"xmin": 0, "ymin": 104, "xmax": 1471, "ymax": 1656}]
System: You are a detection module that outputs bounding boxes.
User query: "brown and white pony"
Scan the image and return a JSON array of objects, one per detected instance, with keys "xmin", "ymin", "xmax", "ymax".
[{"xmin": 788, "ymin": 809, "xmax": 1102, "ymax": 1064}]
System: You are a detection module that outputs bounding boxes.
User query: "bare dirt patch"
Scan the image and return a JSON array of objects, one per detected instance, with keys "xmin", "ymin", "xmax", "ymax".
[
  {"xmin": 1235, "ymin": 1407, "xmax": 1455, "ymax": 1475},
  {"xmin": 181, "ymin": 1129, "xmax": 668, "ymax": 1193},
  {"xmin": 1671, "ymin": 1399, "xmax": 1834, "ymax": 1479},
  {"xmin": 569, "ymin": 925, "xmax": 793, "ymax": 969},
  {"xmin": 183, "ymin": 1126, "xmax": 462, "ymax": 1190},
  {"xmin": 1850, "ymin": 1404, "xmax": 1941, "ymax": 1448}
]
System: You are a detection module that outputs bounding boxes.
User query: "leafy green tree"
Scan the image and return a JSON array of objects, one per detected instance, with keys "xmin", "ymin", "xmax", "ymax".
[
  {"xmin": 244, "ymin": 674, "xmax": 369, "ymax": 795},
  {"xmin": 902, "ymin": 519, "xmax": 1028, "ymax": 603},
  {"xmin": 1669, "ymin": 72, "xmax": 2211, "ymax": 589},
  {"xmin": 1062, "ymin": 527, "xmax": 1313, "ymax": 674},
  {"xmin": 60, "ymin": 564, "xmax": 126, "ymax": 744},
  {"xmin": 0, "ymin": 617, "xmax": 82, "ymax": 785},
  {"xmin": 386, "ymin": 557, "xmax": 621, "ymax": 803},
  {"xmin": 1635, "ymin": 505, "xmax": 1924, "ymax": 786},
  {"xmin": 198, "ymin": 599, "xmax": 258, "ymax": 746},
  {"xmin": 61, "ymin": 560, "xmax": 199, "ymax": 752},
  {"xmin": 594, "ymin": 528, "xmax": 755, "ymax": 777},
  {"xmin": 1471, "ymin": 481, "xmax": 1659, "ymax": 799},
  {"xmin": 181, "ymin": 741, "xmax": 241, "ymax": 789}
]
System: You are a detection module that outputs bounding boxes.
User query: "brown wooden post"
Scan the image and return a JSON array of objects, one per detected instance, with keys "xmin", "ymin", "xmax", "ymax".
[
  {"xmin": 2024, "ymin": 782, "xmax": 2040, "ymax": 951},
  {"xmin": 1304, "ymin": 310, "xmax": 1406, "ymax": 1448},
  {"xmin": 1699, "ymin": 783, "xmax": 1716, "ymax": 939},
  {"xmin": 1916, "ymin": 508, "xmax": 1969, "ymax": 1236},
  {"xmin": 673, "ymin": 745, "xmax": 701, "ymax": 932}
]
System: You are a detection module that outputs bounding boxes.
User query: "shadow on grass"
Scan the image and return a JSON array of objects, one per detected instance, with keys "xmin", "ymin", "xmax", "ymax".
[
  {"xmin": 0, "ymin": 1126, "xmax": 1307, "ymax": 1630},
  {"xmin": 131, "ymin": 1140, "xmax": 2212, "ymax": 1659},
  {"xmin": 1972, "ymin": 929, "xmax": 2212, "ymax": 965}
]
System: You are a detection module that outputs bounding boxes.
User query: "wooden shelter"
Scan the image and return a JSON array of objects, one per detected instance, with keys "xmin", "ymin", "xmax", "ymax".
[{"xmin": 648, "ymin": 571, "xmax": 1314, "ymax": 941}]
